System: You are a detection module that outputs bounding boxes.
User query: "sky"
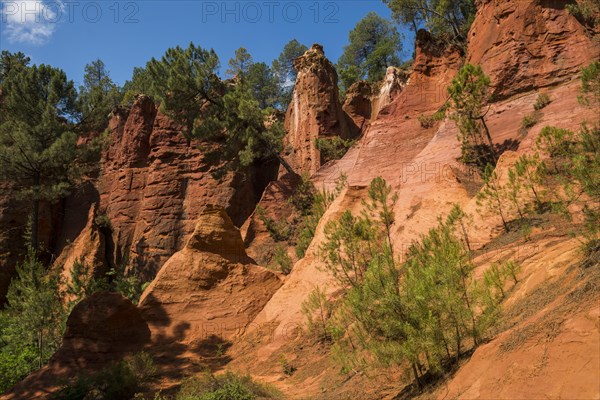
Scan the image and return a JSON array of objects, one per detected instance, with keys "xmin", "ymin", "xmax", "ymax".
[{"xmin": 0, "ymin": 0, "xmax": 414, "ymax": 88}]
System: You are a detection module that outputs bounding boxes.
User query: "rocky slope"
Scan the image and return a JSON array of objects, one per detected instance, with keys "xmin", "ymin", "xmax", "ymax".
[{"xmin": 228, "ymin": 3, "xmax": 600, "ymax": 398}]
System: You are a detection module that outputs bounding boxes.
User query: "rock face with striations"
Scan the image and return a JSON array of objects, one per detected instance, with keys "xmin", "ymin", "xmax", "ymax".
[
  {"xmin": 468, "ymin": 0, "xmax": 599, "ymax": 99},
  {"xmin": 97, "ymin": 95, "xmax": 265, "ymax": 281},
  {"xmin": 138, "ymin": 205, "xmax": 282, "ymax": 346},
  {"xmin": 283, "ymin": 44, "xmax": 360, "ymax": 176}
]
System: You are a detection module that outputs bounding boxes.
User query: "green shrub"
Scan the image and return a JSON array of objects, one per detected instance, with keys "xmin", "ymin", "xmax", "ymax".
[
  {"xmin": 0, "ymin": 249, "xmax": 67, "ymax": 392},
  {"xmin": 315, "ymin": 137, "xmax": 355, "ymax": 163},
  {"xmin": 51, "ymin": 353, "xmax": 156, "ymax": 400},
  {"xmin": 301, "ymin": 286, "xmax": 333, "ymax": 342},
  {"xmin": 418, "ymin": 114, "xmax": 436, "ymax": 129},
  {"xmin": 273, "ymin": 246, "xmax": 293, "ymax": 275},
  {"xmin": 580, "ymin": 61, "xmax": 600, "ymax": 105},
  {"xmin": 521, "ymin": 112, "xmax": 540, "ymax": 130},
  {"xmin": 256, "ymin": 206, "xmax": 292, "ymax": 242},
  {"xmin": 288, "ymin": 174, "xmax": 315, "ymax": 216},
  {"xmin": 533, "ymin": 93, "xmax": 551, "ymax": 110},
  {"xmin": 94, "ymin": 214, "xmax": 112, "ymax": 230},
  {"xmin": 176, "ymin": 371, "xmax": 281, "ymax": 400},
  {"xmin": 279, "ymin": 355, "xmax": 296, "ymax": 377}
]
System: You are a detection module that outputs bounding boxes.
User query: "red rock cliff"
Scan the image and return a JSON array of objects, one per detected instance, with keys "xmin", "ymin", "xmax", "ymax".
[
  {"xmin": 283, "ymin": 44, "xmax": 360, "ymax": 176},
  {"xmin": 97, "ymin": 95, "xmax": 265, "ymax": 280},
  {"xmin": 468, "ymin": 0, "xmax": 599, "ymax": 99}
]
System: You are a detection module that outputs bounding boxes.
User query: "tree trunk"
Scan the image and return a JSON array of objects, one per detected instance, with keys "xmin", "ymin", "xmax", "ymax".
[
  {"xmin": 275, "ymin": 151, "xmax": 295, "ymax": 176},
  {"xmin": 412, "ymin": 363, "xmax": 423, "ymax": 391},
  {"xmin": 31, "ymin": 198, "xmax": 40, "ymax": 251},
  {"xmin": 38, "ymin": 330, "xmax": 43, "ymax": 369},
  {"xmin": 480, "ymin": 116, "xmax": 497, "ymax": 164}
]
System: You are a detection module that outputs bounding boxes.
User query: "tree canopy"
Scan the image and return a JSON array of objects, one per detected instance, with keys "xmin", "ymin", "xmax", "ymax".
[
  {"xmin": 272, "ymin": 39, "xmax": 308, "ymax": 107},
  {"xmin": 78, "ymin": 59, "xmax": 122, "ymax": 132},
  {"xmin": 0, "ymin": 51, "xmax": 30, "ymax": 85},
  {"xmin": 337, "ymin": 12, "xmax": 402, "ymax": 91},
  {"xmin": 0, "ymin": 62, "xmax": 80, "ymax": 249},
  {"xmin": 383, "ymin": 0, "xmax": 476, "ymax": 42},
  {"xmin": 448, "ymin": 63, "xmax": 496, "ymax": 168},
  {"xmin": 142, "ymin": 43, "xmax": 293, "ymax": 174}
]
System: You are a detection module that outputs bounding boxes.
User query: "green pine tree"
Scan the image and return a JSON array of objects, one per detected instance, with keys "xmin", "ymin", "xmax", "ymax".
[
  {"xmin": 78, "ymin": 59, "xmax": 122, "ymax": 132},
  {"xmin": 0, "ymin": 249, "xmax": 67, "ymax": 391},
  {"xmin": 382, "ymin": 0, "xmax": 476, "ymax": 41},
  {"xmin": 337, "ymin": 12, "xmax": 402, "ymax": 91},
  {"xmin": 0, "ymin": 64, "xmax": 80, "ymax": 250},
  {"xmin": 477, "ymin": 164, "xmax": 509, "ymax": 232},
  {"xmin": 448, "ymin": 64, "xmax": 497, "ymax": 167},
  {"xmin": 272, "ymin": 39, "xmax": 308, "ymax": 108}
]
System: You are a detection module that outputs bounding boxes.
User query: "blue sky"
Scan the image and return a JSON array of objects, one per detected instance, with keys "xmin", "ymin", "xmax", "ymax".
[{"xmin": 0, "ymin": 1, "xmax": 414, "ymax": 88}]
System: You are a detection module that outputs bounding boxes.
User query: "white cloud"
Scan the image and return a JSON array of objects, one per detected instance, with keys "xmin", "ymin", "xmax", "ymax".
[{"xmin": 1, "ymin": 0, "xmax": 64, "ymax": 45}]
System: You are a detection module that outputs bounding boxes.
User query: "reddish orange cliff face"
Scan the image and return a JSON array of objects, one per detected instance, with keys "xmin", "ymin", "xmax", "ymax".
[
  {"xmin": 283, "ymin": 44, "xmax": 360, "ymax": 176},
  {"xmin": 97, "ymin": 95, "xmax": 264, "ymax": 281},
  {"xmin": 467, "ymin": 0, "xmax": 599, "ymax": 99}
]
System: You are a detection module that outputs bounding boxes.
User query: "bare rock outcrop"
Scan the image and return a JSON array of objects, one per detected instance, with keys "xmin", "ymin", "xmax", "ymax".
[
  {"xmin": 241, "ymin": 172, "xmax": 301, "ymax": 266},
  {"xmin": 98, "ymin": 96, "xmax": 264, "ymax": 281},
  {"xmin": 468, "ymin": 0, "xmax": 600, "ymax": 99},
  {"xmin": 283, "ymin": 44, "xmax": 359, "ymax": 176},
  {"xmin": 139, "ymin": 205, "xmax": 282, "ymax": 346}
]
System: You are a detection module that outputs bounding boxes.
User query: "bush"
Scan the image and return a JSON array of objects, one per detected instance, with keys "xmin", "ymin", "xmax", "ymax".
[
  {"xmin": 279, "ymin": 355, "xmax": 296, "ymax": 377},
  {"xmin": 315, "ymin": 137, "xmax": 355, "ymax": 163},
  {"xmin": 256, "ymin": 206, "xmax": 292, "ymax": 242},
  {"xmin": 94, "ymin": 214, "xmax": 112, "ymax": 230},
  {"xmin": 289, "ymin": 174, "xmax": 315, "ymax": 216},
  {"xmin": 301, "ymin": 286, "xmax": 333, "ymax": 342},
  {"xmin": 0, "ymin": 249, "xmax": 67, "ymax": 392},
  {"xmin": 176, "ymin": 371, "xmax": 281, "ymax": 400},
  {"xmin": 533, "ymin": 93, "xmax": 551, "ymax": 110},
  {"xmin": 273, "ymin": 246, "xmax": 293, "ymax": 275},
  {"xmin": 579, "ymin": 61, "xmax": 600, "ymax": 105},
  {"xmin": 52, "ymin": 353, "xmax": 156, "ymax": 400},
  {"xmin": 521, "ymin": 112, "xmax": 540, "ymax": 130},
  {"xmin": 418, "ymin": 114, "xmax": 436, "ymax": 129}
]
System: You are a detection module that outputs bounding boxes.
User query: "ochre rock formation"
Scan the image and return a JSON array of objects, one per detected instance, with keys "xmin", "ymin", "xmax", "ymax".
[
  {"xmin": 342, "ymin": 81, "xmax": 374, "ymax": 134},
  {"xmin": 283, "ymin": 44, "xmax": 359, "ymax": 176},
  {"xmin": 241, "ymin": 172, "xmax": 301, "ymax": 266},
  {"xmin": 52, "ymin": 206, "xmax": 107, "ymax": 296},
  {"xmin": 468, "ymin": 0, "xmax": 599, "ymax": 99},
  {"xmin": 138, "ymin": 205, "xmax": 282, "ymax": 347},
  {"xmin": 98, "ymin": 95, "xmax": 263, "ymax": 280}
]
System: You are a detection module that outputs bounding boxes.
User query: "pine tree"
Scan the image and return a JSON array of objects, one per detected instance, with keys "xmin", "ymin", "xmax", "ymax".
[
  {"xmin": 0, "ymin": 248, "xmax": 66, "ymax": 390},
  {"xmin": 0, "ymin": 51, "xmax": 30, "ymax": 85},
  {"xmin": 227, "ymin": 47, "xmax": 253, "ymax": 80},
  {"xmin": 145, "ymin": 43, "xmax": 294, "ymax": 174},
  {"xmin": 78, "ymin": 59, "xmax": 122, "ymax": 132},
  {"xmin": 246, "ymin": 62, "xmax": 279, "ymax": 109},
  {"xmin": 514, "ymin": 153, "xmax": 546, "ymax": 213},
  {"xmin": 195, "ymin": 81, "xmax": 294, "ymax": 174},
  {"xmin": 337, "ymin": 12, "xmax": 402, "ymax": 91},
  {"xmin": 448, "ymin": 64, "xmax": 497, "ymax": 167},
  {"xmin": 0, "ymin": 64, "xmax": 79, "ymax": 250},
  {"xmin": 477, "ymin": 164, "xmax": 509, "ymax": 232},
  {"xmin": 506, "ymin": 167, "xmax": 525, "ymax": 220},
  {"xmin": 383, "ymin": 0, "xmax": 476, "ymax": 41},
  {"xmin": 145, "ymin": 43, "xmax": 221, "ymax": 140},
  {"xmin": 272, "ymin": 39, "xmax": 308, "ymax": 108}
]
